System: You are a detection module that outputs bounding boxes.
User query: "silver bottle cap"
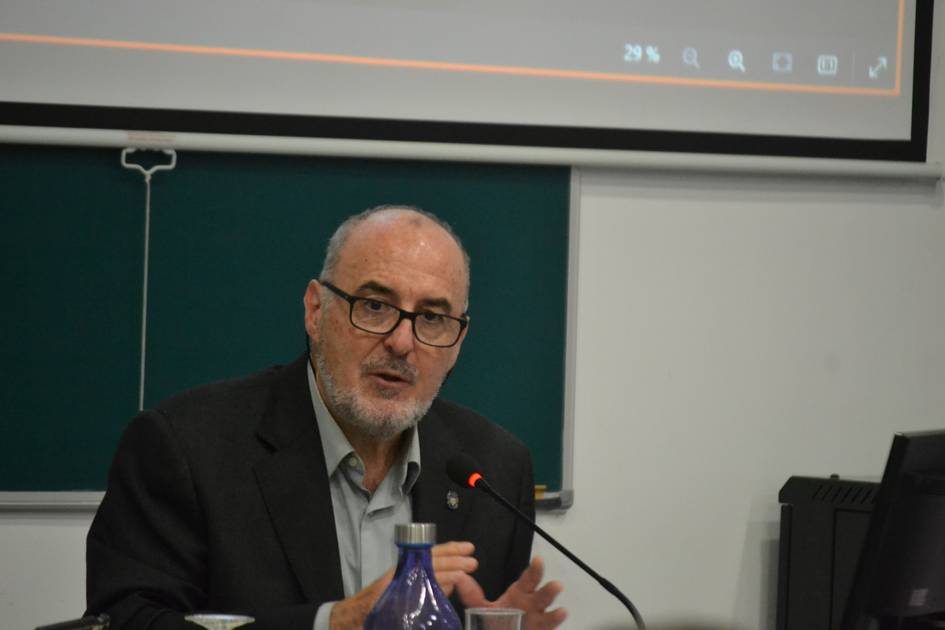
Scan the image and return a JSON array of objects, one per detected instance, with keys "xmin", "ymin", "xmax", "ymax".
[{"xmin": 395, "ymin": 522, "xmax": 436, "ymax": 545}]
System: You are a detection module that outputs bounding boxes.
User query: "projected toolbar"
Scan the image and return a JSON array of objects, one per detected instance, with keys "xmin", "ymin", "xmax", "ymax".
[
  {"xmin": 1, "ymin": 0, "xmax": 906, "ymax": 100},
  {"xmin": 620, "ymin": 42, "xmax": 895, "ymax": 89}
]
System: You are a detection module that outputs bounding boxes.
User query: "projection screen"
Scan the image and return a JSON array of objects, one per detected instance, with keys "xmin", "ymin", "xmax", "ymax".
[{"xmin": 0, "ymin": 0, "xmax": 935, "ymax": 160}]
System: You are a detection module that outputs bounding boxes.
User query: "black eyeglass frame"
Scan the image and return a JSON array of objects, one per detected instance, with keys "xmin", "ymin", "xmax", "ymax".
[{"xmin": 321, "ymin": 281, "xmax": 468, "ymax": 348}]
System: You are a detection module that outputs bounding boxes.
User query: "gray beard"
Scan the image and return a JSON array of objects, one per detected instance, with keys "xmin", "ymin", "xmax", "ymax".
[{"xmin": 314, "ymin": 341, "xmax": 436, "ymax": 442}]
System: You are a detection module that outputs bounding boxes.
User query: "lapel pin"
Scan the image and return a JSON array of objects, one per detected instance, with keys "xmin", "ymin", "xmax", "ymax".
[{"xmin": 446, "ymin": 490, "xmax": 460, "ymax": 511}]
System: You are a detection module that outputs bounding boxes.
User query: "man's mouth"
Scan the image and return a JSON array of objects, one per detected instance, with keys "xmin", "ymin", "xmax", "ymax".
[
  {"xmin": 371, "ymin": 370, "xmax": 410, "ymax": 384},
  {"xmin": 362, "ymin": 359, "xmax": 417, "ymax": 389}
]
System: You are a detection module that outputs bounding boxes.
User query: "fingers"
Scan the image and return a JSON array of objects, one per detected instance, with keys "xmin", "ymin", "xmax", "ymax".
[
  {"xmin": 526, "ymin": 607, "xmax": 568, "ymax": 630},
  {"xmin": 431, "ymin": 541, "xmax": 478, "ymax": 596},
  {"xmin": 431, "ymin": 541, "xmax": 478, "ymax": 576},
  {"xmin": 329, "ymin": 543, "xmax": 482, "ymax": 629},
  {"xmin": 364, "ymin": 567, "xmax": 394, "ymax": 597},
  {"xmin": 431, "ymin": 543, "xmax": 477, "ymax": 573},
  {"xmin": 432, "ymin": 540, "xmax": 475, "ymax": 557},
  {"xmin": 490, "ymin": 557, "xmax": 566, "ymax": 630},
  {"xmin": 529, "ymin": 579, "xmax": 564, "ymax": 613},
  {"xmin": 520, "ymin": 575, "xmax": 567, "ymax": 630},
  {"xmin": 454, "ymin": 572, "xmax": 489, "ymax": 609},
  {"xmin": 428, "ymin": 543, "xmax": 565, "ymax": 629},
  {"xmin": 435, "ymin": 569, "xmax": 476, "ymax": 597},
  {"xmin": 513, "ymin": 556, "xmax": 546, "ymax": 594},
  {"xmin": 329, "ymin": 569, "xmax": 394, "ymax": 630}
]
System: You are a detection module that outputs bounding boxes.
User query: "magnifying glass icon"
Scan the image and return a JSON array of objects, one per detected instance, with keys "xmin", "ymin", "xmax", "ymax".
[
  {"xmin": 728, "ymin": 49, "xmax": 746, "ymax": 72},
  {"xmin": 682, "ymin": 47, "xmax": 699, "ymax": 69}
]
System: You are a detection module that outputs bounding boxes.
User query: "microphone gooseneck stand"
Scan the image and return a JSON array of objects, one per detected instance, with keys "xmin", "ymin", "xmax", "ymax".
[{"xmin": 447, "ymin": 455, "xmax": 647, "ymax": 630}]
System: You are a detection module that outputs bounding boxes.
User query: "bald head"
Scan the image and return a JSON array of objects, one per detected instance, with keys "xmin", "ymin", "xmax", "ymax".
[{"xmin": 319, "ymin": 206, "xmax": 471, "ymax": 308}]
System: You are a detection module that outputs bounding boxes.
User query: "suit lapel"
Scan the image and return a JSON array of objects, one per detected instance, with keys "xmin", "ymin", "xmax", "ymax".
[
  {"xmin": 252, "ymin": 355, "xmax": 345, "ymax": 603},
  {"xmin": 413, "ymin": 407, "xmax": 478, "ymax": 544},
  {"xmin": 250, "ymin": 358, "xmax": 478, "ymax": 600}
]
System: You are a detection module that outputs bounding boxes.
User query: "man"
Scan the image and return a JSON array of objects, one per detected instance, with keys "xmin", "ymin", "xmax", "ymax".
[{"xmin": 86, "ymin": 206, "xmax": 567, "ymax": 629}]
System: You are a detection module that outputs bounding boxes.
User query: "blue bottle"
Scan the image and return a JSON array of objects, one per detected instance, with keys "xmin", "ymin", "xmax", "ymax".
[{"xmin": 364, "ymin": 523, "xmax": 462, "ymax": 630}]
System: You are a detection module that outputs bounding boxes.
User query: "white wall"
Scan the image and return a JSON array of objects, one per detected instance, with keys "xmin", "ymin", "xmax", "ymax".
[
  {"xmin": 2, "ymin": 5, "xmax": 943, "ymax": 629},
  {"xmin": 536, "ymin": 168, "xmax": 945, "ymax": 630},
  {"xmin": 0, "ymin": 513, "xmax": 91, "ymax": 626},
  {"xmin": 534, "ymin": 5, "xmax": 945, "ymax": 629}
]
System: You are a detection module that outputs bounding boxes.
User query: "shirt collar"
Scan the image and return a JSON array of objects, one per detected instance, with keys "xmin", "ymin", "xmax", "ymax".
[{"xmin": 306, "ymin": 359, "xmax": 421, "ymax": 493}]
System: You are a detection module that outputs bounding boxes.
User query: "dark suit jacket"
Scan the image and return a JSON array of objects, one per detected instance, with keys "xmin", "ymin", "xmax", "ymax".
[{"xmin": 86, "ymin": 354, "xmax": 535, "ymax": 629}]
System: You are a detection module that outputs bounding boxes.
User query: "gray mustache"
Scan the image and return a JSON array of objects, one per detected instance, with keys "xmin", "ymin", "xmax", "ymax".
[{"xmin": 361, "ymin": 357, "xmax": 417, "ymax": 383}]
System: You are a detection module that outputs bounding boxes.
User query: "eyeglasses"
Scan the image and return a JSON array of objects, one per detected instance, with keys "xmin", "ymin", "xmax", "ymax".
[{"xmin": 322, "ymin": 282, "xmax": 468, "ymax": 348}]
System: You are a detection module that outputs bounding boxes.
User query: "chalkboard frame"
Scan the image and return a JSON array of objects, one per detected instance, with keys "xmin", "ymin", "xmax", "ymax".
[{"xmin": 0, "ymin": 145, "xmax": 577, "ymax": 510}]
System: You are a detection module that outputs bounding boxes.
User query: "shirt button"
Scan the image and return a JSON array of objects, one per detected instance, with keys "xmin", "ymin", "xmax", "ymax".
[{"xmin": 347, "ymin": 456, "xmax": 359, "ymax": 469}]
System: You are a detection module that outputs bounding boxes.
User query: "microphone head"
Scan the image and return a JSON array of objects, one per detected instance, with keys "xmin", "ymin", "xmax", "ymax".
[{"xmin": 447, "ymin": 454, "xmax": 484, "ymax": 488}]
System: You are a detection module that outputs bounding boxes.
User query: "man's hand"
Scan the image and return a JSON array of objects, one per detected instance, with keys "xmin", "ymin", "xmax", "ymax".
[
  {"xmin": 329, "ymin": 541, "xmax": 479, "ymax": 630},
  {"xmin": 328, "ymin": 568, "xmax": 391, "ymax": 630},
  {"xmin": 431, "ymin": 541, "xmax": 479, "ymax": 596},
  {"xmin": 456, "ymin": 556, "xmax": 567, "ymax": 630}
]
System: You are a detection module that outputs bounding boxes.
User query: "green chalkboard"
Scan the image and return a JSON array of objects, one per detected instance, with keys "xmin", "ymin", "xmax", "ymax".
[{"xmin": 0, "ymin": 144, "xmax": 569, "ymax": 496}]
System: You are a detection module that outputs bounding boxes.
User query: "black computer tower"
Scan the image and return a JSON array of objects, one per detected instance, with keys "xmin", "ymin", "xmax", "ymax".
[{"xmin": 777, "ymin": 476, "xmax": 878, "ymax": 630}]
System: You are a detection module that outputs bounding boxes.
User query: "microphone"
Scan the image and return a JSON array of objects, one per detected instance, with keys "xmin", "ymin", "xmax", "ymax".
[{"xmin": 447, "ymin": 454, "xmax": 647, "ymax": 630}]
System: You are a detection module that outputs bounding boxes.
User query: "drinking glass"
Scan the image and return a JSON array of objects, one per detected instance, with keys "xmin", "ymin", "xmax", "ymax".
[
  {"xmin": 184, "ymin": 613, "xmax": 254, "ymax": 630},
  {"xmin": 464, "ymin": 608, "xmax": 524, "ymax": 630}
]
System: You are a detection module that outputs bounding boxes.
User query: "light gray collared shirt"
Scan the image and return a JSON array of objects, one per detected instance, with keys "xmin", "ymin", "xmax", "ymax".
[{"xmin": 307, "ymin": 362, "xmax": 421, "ymax": 630}]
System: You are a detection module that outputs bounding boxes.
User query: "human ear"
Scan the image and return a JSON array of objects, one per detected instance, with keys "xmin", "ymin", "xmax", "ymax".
[{"xmin": 303, "ymin": 279, "xmax": 324, "ymax": 341}]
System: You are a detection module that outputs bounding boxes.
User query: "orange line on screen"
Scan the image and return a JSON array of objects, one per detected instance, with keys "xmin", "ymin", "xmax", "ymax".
[
  {"xmin": 0, "ymin": 20, "xmax": 903, "ymax": 98},
  {"xmin": 895, "ymin": 0, "xmax": 904, "ymax": 92}
]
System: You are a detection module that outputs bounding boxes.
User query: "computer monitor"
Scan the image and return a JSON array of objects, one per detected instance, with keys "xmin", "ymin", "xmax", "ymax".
[{"xmin": 841, "ymin": 430, "xmax": 945, "ymax": 630}]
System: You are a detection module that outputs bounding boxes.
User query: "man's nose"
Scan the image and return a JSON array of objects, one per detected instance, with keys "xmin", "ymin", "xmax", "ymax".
[{"xmin": 383, "ymin": 317, "xmax": 415, "ymax": 355}]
